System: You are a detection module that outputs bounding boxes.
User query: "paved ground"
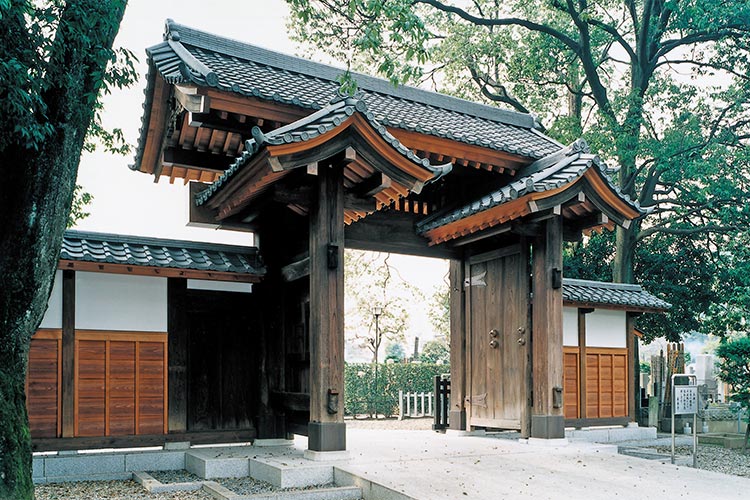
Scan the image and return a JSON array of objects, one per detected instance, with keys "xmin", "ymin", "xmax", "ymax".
[
  {"xmin": 338, "ymin": 429, "xmax": 750, "ymax": 499},
  {"xmin": 35, "ymin": 424, "xmax": 750, "ymax": 499}
]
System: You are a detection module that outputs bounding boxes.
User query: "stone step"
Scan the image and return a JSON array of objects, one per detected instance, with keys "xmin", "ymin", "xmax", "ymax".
[
  {"xmin": 249, "ymin": 456, "xmax": 335, "ymax": 488},
  {"xmin": 186, "ymin": 449, "xmax": 250, "ymax": 479}
]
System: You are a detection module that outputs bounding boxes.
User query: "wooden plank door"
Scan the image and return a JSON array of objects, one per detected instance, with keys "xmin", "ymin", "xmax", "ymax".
[{"xmin": 466, "ymin": 246, "xmax": 529, "ymax": 430}]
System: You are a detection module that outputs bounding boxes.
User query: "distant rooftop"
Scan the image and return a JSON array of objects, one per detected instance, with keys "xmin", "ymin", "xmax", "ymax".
[{"xmin": 563, "ymin": 278, "xmax": 671, "ymax": 312}]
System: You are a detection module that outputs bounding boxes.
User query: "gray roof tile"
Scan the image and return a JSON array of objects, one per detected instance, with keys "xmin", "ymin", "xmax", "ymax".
[
  {"xmin": 61, "ymin": 230, "xmax": 265, "ymax": 276},
  {"xmin": 134, "ymin": 19, "xmax": 564, "ymax": 172},
  {"xmin": 563, "ymin": 278, "xmax": 671, "ymax": 311}
]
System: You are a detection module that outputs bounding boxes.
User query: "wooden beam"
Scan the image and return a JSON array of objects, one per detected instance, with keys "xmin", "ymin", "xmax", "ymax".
[
  {"xmin": 352, "ymin": 172, "xmax": 392, "ymax": 197},
  {"xmin": 174, "ymin": 85, "xmax": 211, "ymax": 113},
  {"xmin": 530, "ymin": 216, "xmax": 565, "ymax": 438},
  {"xmin": 281, "ymin": 256, "xmax": 310, "ymax": 282},
  {"xmin": 162, "ymin": 147, "xmax": 233, "ymax": 172},
  {"xmin": 61, "ymin": 270, "xmax": 75, "ymax": 438},
  {"xmin": 187, "ymin": 181, "xmax": 257, "ymax": 233},
  {"xmin": 308, "ymin": 163, "xmax": 346, "ymax": 451},
  {"xmin": 204, "ymin": 88, "xmax": 308, "ymax": 124},
  {"xmin": 345, "ymin": 211, "xmax": 461, "ymax": 259},
  {"xmin": 140, "ymin": 75, "xmax": 172, "ymax": 177},
  {"xmin": 448, "ymin": 260, "xmax": 467, "ymax": 430},
  {"xmin": 58, "ymin": 260, "xmax": 262, "ymax": 283},
  {"xmin": 32, "ymin": 429, "xmax": 257, "ymax": 452},
  {"xmin": 270, "ymin": 391, "xmax": 311, "ymax": 413},
  {"xmin": 388, "ymin": 127, "xmax": 530, "ymax": 171}
]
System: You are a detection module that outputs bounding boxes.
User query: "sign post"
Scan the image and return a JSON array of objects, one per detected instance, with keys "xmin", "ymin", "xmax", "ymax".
[{"xmin": 671, "ymin": 374, "xmax": 698, "ymax": 467}]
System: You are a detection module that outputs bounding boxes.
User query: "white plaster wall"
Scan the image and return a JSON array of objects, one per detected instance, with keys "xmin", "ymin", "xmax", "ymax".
[
  {"xmin": 39, "ymin": 270, "xmax": 63, "ymax": 329},
  {"xmin": 585, "ymin": 309, "xmax": 627, "ymax": 348},
  {"xmin": 563, "ymin": 307, "xmax": 578, "ymax": 346},
  {"xmin": 75, "ymin": 272, "xmax": 167, "ymax": 331},
  {"xmin": 187, "ymin": 279, "xmax": 252, "ymax": 294}
]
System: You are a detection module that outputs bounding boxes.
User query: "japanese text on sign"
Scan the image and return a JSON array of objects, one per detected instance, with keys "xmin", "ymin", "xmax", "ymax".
[{"xmin": 674, "ymin": 386, "xmax": 698, "ymax": 415}]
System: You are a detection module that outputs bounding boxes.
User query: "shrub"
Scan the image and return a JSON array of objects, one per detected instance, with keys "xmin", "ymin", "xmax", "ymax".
[{"xmin": 344, "ymin": 362, "xmax": 448, "ymax": 417}]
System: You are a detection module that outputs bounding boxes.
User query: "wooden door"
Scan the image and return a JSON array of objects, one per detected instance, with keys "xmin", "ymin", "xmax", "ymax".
[{"xmin": 466, "ymin": 246, "xmax": 530, "ymax": 430}]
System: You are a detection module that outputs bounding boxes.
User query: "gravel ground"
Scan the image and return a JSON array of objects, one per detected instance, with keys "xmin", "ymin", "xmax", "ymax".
[
  {"xmin": 650, "ymin": 444, "xmax": 750, "ymax": 477},
  {"xmin": 147, "ymin": 470, "xmax": 202, "ymax": 484},
  {"xmin": 34, "ymin": 479, "xmax": 214, "ymax": 500},
  {"xmin": 216, "ymin": 476, "xmax": 278, "ymax": 495}
]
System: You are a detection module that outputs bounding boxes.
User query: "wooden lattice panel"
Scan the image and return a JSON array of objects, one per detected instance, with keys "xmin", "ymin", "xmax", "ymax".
[{"xmin": 585, "ymin": 348, "xmax": 628, "ymax": 418}]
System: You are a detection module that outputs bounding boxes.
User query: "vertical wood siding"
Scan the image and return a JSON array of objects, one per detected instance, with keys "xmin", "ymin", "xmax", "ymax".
[
  {"xmin": 26, "ymin": 330, "xmax": 63, "ymax": 438},
  {"xmin": 74, "ymin": 331, "xmax": 167, "ymax": 437},
  {"xmin": 562, "ymin": 347, "xmax": 579, "ymax": 419}
]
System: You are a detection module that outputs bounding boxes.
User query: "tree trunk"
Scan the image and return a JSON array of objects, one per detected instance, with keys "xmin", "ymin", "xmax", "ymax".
[
  {"xmin": 613, "ymin": 225, "xmax": 637, "ymax": 284},
  {"xmin": 0, "ymin": 3, "xmax": 127, "ymax": 497}
]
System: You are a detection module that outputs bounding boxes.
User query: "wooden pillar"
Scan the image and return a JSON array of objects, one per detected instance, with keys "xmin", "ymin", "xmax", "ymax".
[
  {"xmin": 167, "ymin": 278, "xmax": 188, "ymax": 433},
  {"xmin": 531, "ymin": 217, "xmax": 565, "ymax": 438},
  {"xmin": 448, "ymin": 259, "xmax": 466, "ymax": 430},
  {"xmin": 308, "ymin": 163, "xmax": 346, "ymax": 452},
  {"xmin": 627, "ymin": 313, "xmax": 638, "ymax": 423},
  {"xmin": 61, "ymin": 270, "xmax": 76, "ymax": 438},
  {"xmin": 577, "ymin": 309, "xmax": 587, "ymax": 422}
]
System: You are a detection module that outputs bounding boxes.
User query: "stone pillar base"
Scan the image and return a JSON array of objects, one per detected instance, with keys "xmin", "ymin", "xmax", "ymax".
[
  {"xmin": 448, "ymin": 410, "xmax": 467, "ymax": 431},
  {"xmin": 308, "ymin": 422, "xmax": 346, "ymax": 452},
  {"xmin": 530, "ymin": 415, "xmax": 565, "ymax": 439}
]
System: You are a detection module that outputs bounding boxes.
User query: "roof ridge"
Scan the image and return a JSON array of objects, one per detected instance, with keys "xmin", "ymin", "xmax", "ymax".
[
  {"xmin": 562, "ymin": 277, "xmax": 642, "ymax": 292},
  {"xmin": 164, "ymin": 19, "xmax": 540, "ymax": 130},
  {"xmin": 64, "ymin": 230, "xmax": 258, "ymax": 255}
]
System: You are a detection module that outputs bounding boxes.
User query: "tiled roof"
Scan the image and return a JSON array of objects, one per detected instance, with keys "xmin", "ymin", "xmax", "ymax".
[
  {"xmin": 416, "ymin": 139, "xmax": 645, "ymax": 235},
  {"xmin": 195, "ymin": 95, "xmax": 452, "ymax": 206},
  {"xmin": 61, "ymin": 230, "xmax": 265, "ymax": 276},
  {"xmin": 133, "ymin": 19, "xmax": 564, "ymax": 172},
  {"xmin": 563, "ymin": 278, "xmax": 671, "ymax": 311}
]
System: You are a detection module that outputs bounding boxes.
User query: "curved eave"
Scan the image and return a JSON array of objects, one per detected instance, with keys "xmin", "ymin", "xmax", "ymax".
[
  {"xmin": 422, "ymin": 169, "xmax": 643, "ymax": 246},
  {"xmin": 199, "ymin": 110, "xmax": 451, "ymax": 222}
]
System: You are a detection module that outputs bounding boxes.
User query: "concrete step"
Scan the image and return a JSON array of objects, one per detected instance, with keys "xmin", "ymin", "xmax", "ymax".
[
  {"xmin": 186, "ymin": 449, "xmax": 250, "ymax": 479},
  {"xmin": 249, "ymin": 455, "xmax": 335, "ymax": 488}
]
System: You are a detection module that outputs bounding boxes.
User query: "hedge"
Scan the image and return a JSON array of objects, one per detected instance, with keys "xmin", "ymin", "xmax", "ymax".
[{"xmin": 344, "ymin": 362, "xmax": 448, "ymax": 417}]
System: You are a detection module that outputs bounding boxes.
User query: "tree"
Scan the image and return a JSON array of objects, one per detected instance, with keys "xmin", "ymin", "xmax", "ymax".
[
  {"xmin": 427, "ymin": 280, "xmax": 450, "ymax": 343},
  {"xmin": 288, "ymin": 0, "xmax": 750, "ymax": 339},
  {"xmin": 0, "ymin": 2, "xmax": 132, "ymax": 497},
  {"xmin": 716, "ymin": 336, "xmax": 750, "ymax": 452},
  {"xmin": 384, "ymin": 342, "xmax": 406, "ymax": 362},
  {"xmin": 344, "ymin": 250, "xmax": 419, "ymax": 362},
  {"xmin": 420, "ymin": 339, "xmax": 450, "ymax": 365}
]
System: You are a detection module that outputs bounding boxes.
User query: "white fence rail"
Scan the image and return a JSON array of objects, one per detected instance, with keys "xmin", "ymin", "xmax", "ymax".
[{"xmin": 398, "ymin": 390, "xmax": 434, "ymax": 420}]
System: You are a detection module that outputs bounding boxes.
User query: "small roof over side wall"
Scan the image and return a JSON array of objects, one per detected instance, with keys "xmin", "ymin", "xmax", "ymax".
[
  {"xmin": 563, "ymin": 278, "xmax": 671, "ymax": 313},
  {"xmin": 60, "ymin": 230, "xmax": 265, "ymax": 283}
]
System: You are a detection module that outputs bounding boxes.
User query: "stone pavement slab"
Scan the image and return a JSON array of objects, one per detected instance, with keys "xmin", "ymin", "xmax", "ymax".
[{"xmin": 332, "ymin": 429, "xmax": 750, "ymax": 500}]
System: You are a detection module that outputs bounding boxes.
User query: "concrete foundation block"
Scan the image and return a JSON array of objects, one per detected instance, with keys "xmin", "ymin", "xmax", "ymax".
[
  {"xmin": 334, "ymin": 468, "xmax": 412, "ymax": 500},
  {"xmin": 44, "ymin": 453, "xmax": 125, "ymax": 478},
  {"xmin": 126, "ymin": 451, "xmax": 185, "ymax": 472},
  {"xmin": 203, "ymin": 480, "xmax": 240, "ymax": 499},
  {"xmin": 250, "ymin": 458, "xmax": 334, "ymax": 489},
  {"xmin": 32, "ymin": 457, "xmax": 44, "ymax": 479},
  {"xmin": 186, "ymin": 452, "xmax": 249, "ymax": 479},
  {"xmin": 44, "ymin": 472, "xmax": 133, "ymax": 483}
]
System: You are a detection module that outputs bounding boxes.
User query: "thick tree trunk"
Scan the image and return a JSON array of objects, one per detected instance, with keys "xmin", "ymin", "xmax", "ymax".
[
  {"xmin": 0, "ymin": 3, "xmax": 127, "ymax": 497},
  {"xmin": 613, "ymin": 225, "xmax": 637, "ymax": 284}
]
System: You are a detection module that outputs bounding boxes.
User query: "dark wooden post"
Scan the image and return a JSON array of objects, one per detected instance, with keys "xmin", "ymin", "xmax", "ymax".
[
  {"xmin": 448, "ymin": 259, "xmax": 467, "ymax": 430},
  {"xmin": 531, "ymin": 217, "xmax": 565, "ymax": 438},
  {"xmin": 627, "ymin": 313, "xmax": 638, "ymax": 423},
  {"xmin": 167, "ymin": 278, "xmax": 188, "ymax": 433},
  {"xmin": 577, "ymin": 308, "xmax": 588, "ymax": 423},
  {"xmin": 61, "ymin": 270, "xmax": 75, "ymax": 438},
  {"xmin": 308, "ymin": 163, "xmax": 346, "ymax": 451}
]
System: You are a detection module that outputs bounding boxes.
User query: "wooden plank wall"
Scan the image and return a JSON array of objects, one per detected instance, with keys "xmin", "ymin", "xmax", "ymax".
[
  {"xmin": 74, "ymin": 331, "xmax": 167, "ymax": 437},
  {"xmin": 562, "ymin": 347, "xmax": 579, "ymax": 419},
  {"xmin": 26, "ymin": 330, "xmax": 63, "ymax": 438},
  {"xmin": 585, "ymin": 348, "xmax": 628, "ymax": 418}
]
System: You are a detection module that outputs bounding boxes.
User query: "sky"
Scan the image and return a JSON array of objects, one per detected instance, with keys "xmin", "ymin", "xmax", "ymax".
[{"xmin": 73, "ymin": 0, "xmax": 449, "ymax": 355}]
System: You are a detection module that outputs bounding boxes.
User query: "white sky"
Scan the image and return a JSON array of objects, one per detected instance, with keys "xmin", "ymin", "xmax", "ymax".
[{"xmin": 73, "ymin": 0, "xmax": 448, "ymax": 350}]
